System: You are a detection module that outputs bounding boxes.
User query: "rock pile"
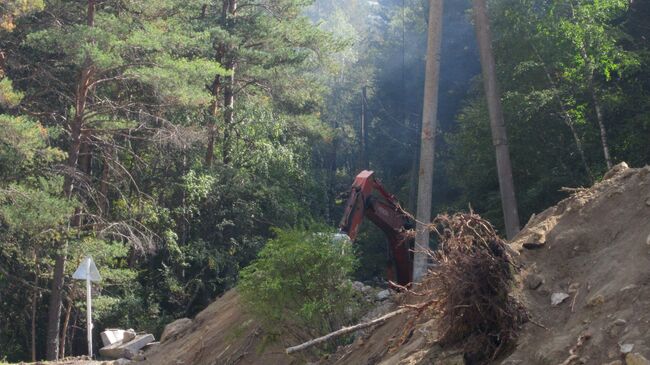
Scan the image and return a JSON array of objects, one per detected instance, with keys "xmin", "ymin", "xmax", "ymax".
[{"xmin": 98, "ymin": 328, "xmax": 157, "ymax": 363}]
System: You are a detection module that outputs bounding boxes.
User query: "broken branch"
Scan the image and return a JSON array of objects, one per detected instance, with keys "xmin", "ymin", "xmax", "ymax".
[{"xmin": 285, "ymin": 307, "xmax": 409, "ymax": 355}]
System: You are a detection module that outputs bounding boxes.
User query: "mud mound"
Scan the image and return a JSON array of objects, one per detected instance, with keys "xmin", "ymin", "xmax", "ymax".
[
  {"xmin": 140, "ymin": 290, "xmax": 295, "ymax": 365},
  {"xmin": 503, "ymin": 163, "xmax": 650, "ymax": 364},
  {"xmin": 325, "ymin": 163, "xmax": 650, "ymax": 365},
  {"xmin": 142, "ymin": 163, "xmax": 650, "ymax": 365}
]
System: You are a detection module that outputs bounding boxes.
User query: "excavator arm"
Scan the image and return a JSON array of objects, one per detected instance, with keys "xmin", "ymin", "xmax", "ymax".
[{"xmin": 338, "ymin": 170, "xmax": 415, "ymax": 285}]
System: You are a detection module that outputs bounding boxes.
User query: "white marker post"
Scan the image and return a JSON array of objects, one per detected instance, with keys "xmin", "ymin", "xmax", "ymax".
[{"xmin": 72, "ymin": 256, "xmax": 101, "ymax": 358}]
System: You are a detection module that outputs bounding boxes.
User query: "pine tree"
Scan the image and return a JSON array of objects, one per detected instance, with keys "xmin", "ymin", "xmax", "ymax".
[{"xmin": 9, "ymin": 0, "xmax": 222, "ymax": 358}]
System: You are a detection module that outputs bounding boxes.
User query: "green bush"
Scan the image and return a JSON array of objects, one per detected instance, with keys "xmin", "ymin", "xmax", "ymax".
[{"xmin": 238, "ymin": 226, "xmax": 358, "ymax": 342}]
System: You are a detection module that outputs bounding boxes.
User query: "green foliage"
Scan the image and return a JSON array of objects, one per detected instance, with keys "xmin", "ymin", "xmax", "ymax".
[
  {"xmin": 0, "ymin": 178, "xmax": 76, "ymax": 235},
  {"xmin": 0, "ymin": 0, "xmax": 354, "ymax": 360},
  {"xmin": 0, "ymin": 0, "xmax": 44, "ymax": 31},
  {"xmin": 0, "ymin": 115, "xmax": 66, "ymax": 179},
  {"xmin": 0, "ymin": 0, "xmax": 647, "ymax": 361},
  {"xmin": 239, "ymin": 226, "xmax": 358, "ymax": 340},
  {"xmin": 0, "ymin": 78, "xmax": 23, "ymax": 108}
]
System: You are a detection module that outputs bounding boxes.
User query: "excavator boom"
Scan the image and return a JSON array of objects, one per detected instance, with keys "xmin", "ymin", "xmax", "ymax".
[{"xmin": 338, "ymin": 170, "xmax": 415, "ymax": 285}]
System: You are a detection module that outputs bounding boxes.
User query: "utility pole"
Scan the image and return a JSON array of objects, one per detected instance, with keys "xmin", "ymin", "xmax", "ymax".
[
  {"xmin": 414, "ymin": 0, "xmax": 443, "ymax": 282},
  {"xmin": 472, "ymin": 0, "xmax": 520, "ymax": 239}
]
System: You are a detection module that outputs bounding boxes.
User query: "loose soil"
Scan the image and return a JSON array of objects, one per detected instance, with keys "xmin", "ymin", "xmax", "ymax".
[{"xmin": 139, "ymin": 163, "xmax": 650, "ymax": 365}]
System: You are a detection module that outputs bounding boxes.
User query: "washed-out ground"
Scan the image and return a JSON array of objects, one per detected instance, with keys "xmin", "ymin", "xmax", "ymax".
[
  {"xmin": 137, "ymin": 163, "xmax": 650, "ymax": 365},
  {"xmin": 15, "ymin": 163, "xmax": 650, "ymax": 365}
]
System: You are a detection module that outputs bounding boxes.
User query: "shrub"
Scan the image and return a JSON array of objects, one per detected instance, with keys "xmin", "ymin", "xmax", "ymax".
[{"xmin": 238, "ymin": 226, "xmax": 358, "ymax": 342}]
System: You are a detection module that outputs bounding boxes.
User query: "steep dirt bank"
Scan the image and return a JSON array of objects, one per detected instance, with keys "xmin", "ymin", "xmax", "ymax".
[
  {"xmin": 140, "ymin": 290, "xmax": 295, "ymax": 365},
  {"xmin": 325, "ymin": 163, "xmax": 650, "ymax": 364},
  {"xmin": 139, "ymin": 163, "xmax": 650, "ymax": 365},
  {"xmin": 502, "ymin": 163, "xmax": 650, "ymax": 364}
]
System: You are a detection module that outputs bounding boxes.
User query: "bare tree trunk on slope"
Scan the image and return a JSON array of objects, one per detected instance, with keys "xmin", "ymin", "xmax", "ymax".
[
  {"xmin": 413, "ymin": 0, "xmax": 444, "ymax": 282},
  {"xmin": 473, "ymin": 0, "xmax": 520, "ymax": 239},
  {"xmin": 222, "ymin": 0, "xmax": 237, "ymax": 165},
  {"xmin": 46, "ymin": 1, "xmax": 95, "ymax": 359},
  {"xmin": 529, "ymin": 45, "xmax": 593, "ymax": 181},
  {"xmin": 588, "ymin": 78, "xmax": 613, "ymax": 169}
]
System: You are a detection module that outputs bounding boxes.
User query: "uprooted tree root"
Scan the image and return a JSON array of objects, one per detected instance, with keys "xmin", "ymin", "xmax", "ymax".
[
  {"xmin": 285, "ymin": 212, "xmax": 528, "ymax": 364},
  {"xmin": 425, "ymin": 212, "xmax": 528, "ymax": 363}
]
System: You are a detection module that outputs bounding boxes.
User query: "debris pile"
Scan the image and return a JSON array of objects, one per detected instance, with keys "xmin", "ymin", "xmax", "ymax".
[
  {"xmin": 139, "ymin": 290, "xmax": 296, "ymax": 365},
  {"xmin": 99, "ymin": 328, "xmax": 157, "ymax": 362},
  {"xmin": 137, "ymin": 163, "xmax": 650, "ymax": 365},
  {"xmin": 503, "ymin": 163, "xmax": 650, "ymax": 364},
  {"xmin": 323, "ymin": 163, "xmax": 650, "ymax": 364},
  {"xmin": 426, "ymin": 213, "xmax": 527, "ymax": 363}
]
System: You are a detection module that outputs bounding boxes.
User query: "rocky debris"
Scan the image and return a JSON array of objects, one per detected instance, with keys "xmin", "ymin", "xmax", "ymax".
[
  {"xmin": 351, "ymin": 281, "xmax": 372, "ymax": 293},
  {"xmin": 139, "ymin": 165, "xmax": 650, "ymax": 365},
  {"xmin": 123, "ymin": 330, "xmax": 136, "ymax": 343},
  {"xmin": 614, "ymin": 319, "xmax": 627, "ymax": 326},
  {"xmin": 626, "ymin": 353, "xmax": 650, "ymax": 365},
  {"xmin": 436, "ymin": 353, "xmax": 465, "ymax": 365},
  {"xmin": 99, "ymin": 333, "xmax": 155, "ymax": 360},
  {"xmin": 142, "ymin": 341, "xmax": 160, "ymax": 352},
  {"xmin": 101, "ymin": 359, "xmax": 131, "ymax": 365},
  {"xmin": 376, "ymin": 289, "xmax": 390, "ymax": 301},
  {"xmin": 100, "ymin": 329, "xmax": 135, "ymax": 347},
  {"xmin": 608, "ymin": 319, "xmax": 628, "ymax": 337},
  {"xmin": 524, "ymin": 273, "xmax": 543, "ymax": 290},
  {"xmin": 587, "ymin": 294, "xmax": 605, "ymax": 307},
  {"xmin": 551, "ymin": 292, "xmax": 570, "ymax": 306},
  {"xmin": 621, "ymin": 344, "xmax": 635, "ymax": 355},
  {"xmin": 620, "ymin": 285, "xmax": 638, "ymax": 293},
  {"xmin": 522, "ymin": 241, "xmax": 544, "ymax": 249},
  {"xmin": 160, "ymin": 318, "xmax": 192, "ymax": 343},
  {"xmin": 351, "ymin": 280, "xmax": 389, "ymax": 304},
  {"xmin": 603, "ymin": 162, "xmax": 629, "ymax": 180}
]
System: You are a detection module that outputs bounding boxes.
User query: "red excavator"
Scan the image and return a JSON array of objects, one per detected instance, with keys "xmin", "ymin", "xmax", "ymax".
[{"xmin": 338, "ymin": 170, "xmax": 415, "ymax": 285}]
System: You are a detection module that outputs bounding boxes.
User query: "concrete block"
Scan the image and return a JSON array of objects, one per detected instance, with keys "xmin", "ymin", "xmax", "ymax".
[
  {"xmin": 99, "ymin": 334, "xmax": 155, "ymax": 359},
  {"xmin": 101, "ymin": 329, "xmax": 126, "ymax": 347}
]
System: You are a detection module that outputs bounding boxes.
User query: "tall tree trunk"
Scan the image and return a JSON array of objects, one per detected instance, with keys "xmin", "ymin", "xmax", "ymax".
[
  {"xmin": 222, "ymin": 64, "xmax": 235, "ymax": 165},
  {"xmin": 359, "ymin": 86, "xmax": 369, "ymax": 170},
  {"xmin": 59, "ymin": 296, "xmax": 73, "ymax": 358},
  {"xmin": 99, "ymin": 147, "xmax": 111, "ymax": 215},
  {"xmin": 473, "ymin": 0, "xmax": 520, "ymax": 239},
  {"xmin": 325, "ymin": 123, "xmax": 338, "ymax": 223},
  {"xmin": 413, "ymin": 0, "xmax": 443, "ymax": 282},
  {"xmin": 407, "ymin": 145, "xmax": 419, "ymax": 213},
  {"xmin": 0, "ymin": 50, "xmax": 6, "ymax": 84},
  {"xmin": 205, "ymin": 75, "xmax": 221, "ymax": 167},
  {"xmin": 46, "ymin": 1, "xmax": 95, "ymax": 359},
  {"xmin": 221, "ymin": 0, "xmax": 237, "ymax": 165},
  {"xmin": 531, "ymin": 46, "xmax": 593, "ymax": 181},
  {"xmin": 31, "ymin": 253, "xmax": 39, "ymax": 362},
  {"xmin": 572, "ymin": 2, "xmax": 613, "ymax": 171},
  {"xmin": 78, "ymin": 130, "xmax": 92, "ymax": 175},
  {"xmin": 46, "ymin": 250, "xmax": 67, "ymax": 360},
  {"xmin": 588, "ymin": 79, "xmax": 612, "ymax": 169},
  {"xmin": 46, "ymin": 71, "xmax": 90, "ymax": 360}
]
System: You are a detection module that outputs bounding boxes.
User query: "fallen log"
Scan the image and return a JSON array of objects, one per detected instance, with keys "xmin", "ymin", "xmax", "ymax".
[{"xmin": 285, "ymin": 307, "xmax": 409, "ymax": 354}]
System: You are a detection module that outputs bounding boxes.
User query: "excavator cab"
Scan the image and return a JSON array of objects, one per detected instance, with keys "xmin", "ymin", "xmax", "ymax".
[{"xmin": 338, "ymin": 170, "xmax": 415, "ymax": 285}]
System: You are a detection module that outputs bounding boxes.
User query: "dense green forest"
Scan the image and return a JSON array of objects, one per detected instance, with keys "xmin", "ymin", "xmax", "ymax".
[{"xmin": 0, "ymin": 0, "xmax": 648, "ymax": 361}]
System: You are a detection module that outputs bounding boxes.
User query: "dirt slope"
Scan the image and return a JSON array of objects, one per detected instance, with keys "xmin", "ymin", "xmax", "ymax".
[
  {"xmin": 142, "ymin": 163, "xmax": 650, "ymax": 365},
  {"xmin": 326, "ymin": 163, "xmax": 650, "ymax": 365},
  {"xmin": 503, "ymin": 163, "xmax": 650, "ymax": 364},
  {"xmin": 140, "ymin": 290, "xmax": 295, "ymax": 365}
]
